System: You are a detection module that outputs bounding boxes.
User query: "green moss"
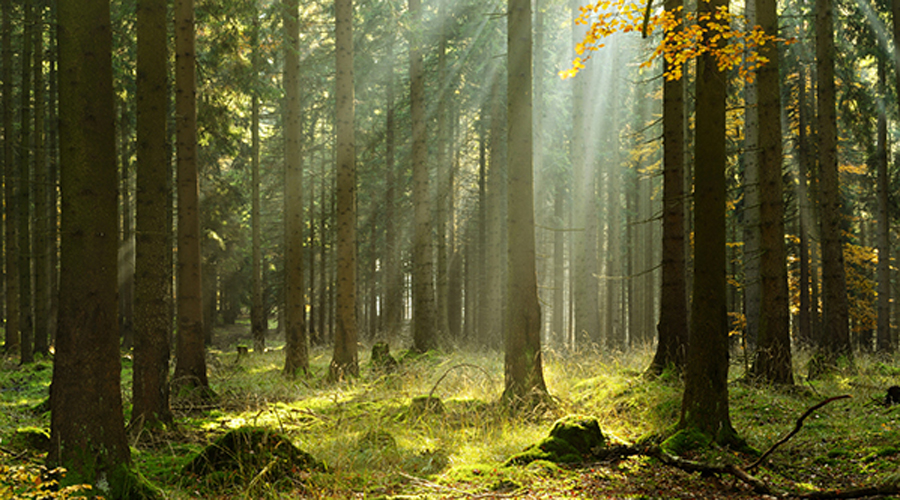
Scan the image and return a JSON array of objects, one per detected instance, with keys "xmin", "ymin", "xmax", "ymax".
[
  {"xmin": 505, "ymin": 415, "xmax": 607, "ymax": 466},
  {"xmin": 660, "ymin": 427, "xmax": 711, "ymax": 455},
  {"xmin": 181, "ymin": 427, "xmax": 324, "ymax": 490}
]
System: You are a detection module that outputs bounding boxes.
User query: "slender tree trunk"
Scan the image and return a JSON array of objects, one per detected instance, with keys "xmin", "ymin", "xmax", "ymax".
[
  {"xmin": 173, "ymin": 0, "xmax": 210, "ymax": 393},
  {"xmin": 647, "ymin": 0, "xmax": 688, "ymax": 374},
  {"xmin": 749, "ymin": 0, "xmax": 793, "ymax": 384},
  {"xmin": 796, "ymin": 65, "xmax": 813, "ymax": 347},
  {"xmin": 487, "ymin": 75, "xmax": 508, "ymax": 350},
  {"xmin": 435, "ymin": 6, "xmax": 450, "ymax": 341},
  {"xmin": 19, "ymin": 0, "xmax": 35, "ymax": 365},
  {"xmin": 410, "ymin": 0, "xmax": 436, "ymax": 353},
  {"xmin": 813, "ymin": 0, "xmax": 852, "ymax": 371},
  {"xmin": 552, "ymin": 180, "xmax": 566, "ymax": 349},
  {"xmin": 477, "ymin": 105, "xmax": 488, "ymax": 346},
  {"xmin": 283, "ymin": 0, "xmax": 308, "ymax": 376},
  {"xmin": 503, "ymin": 0, "xmax": 548, "ymax": 409},
  {"xmin": 318, "ymin": 153, "xmax": 328, "ymax": 343},
  {"xmin": 33, "ymin": 1, "xmax": 50, "ymax": 357},
  {"xmin": 570, "ymin": 0, "xmax": 600, "ymax": 347},
  {"xmin": 743, "ymin": 0, "xmax": 761, "ymax": 353},
  {"xmin": 330, "ymin": 0, "xmax": 359, "ymax": 377},
  {"xmin": 679, "ymin": 0, "xmax": 741, "ymax": 446},
  {"xmin": 2, "ymin": 0, "xmax": 18, "ymax": 355},
  {"xmin": 51, "ymin": 0, "xmax": 132, "ymax": 483},
  {"xmin": 250, "ymin": 11, "xmax": 266, "ymax": 354},
  {"xmin": 875, "ymin": 57, "xmax": 892, "ymax": 353},
  {"xmin": 47, "ymin": 3, "xmax": 59, "ymax": 345},
  {"xmin": 132, "ymin": 0, "xmax": 173, "ymax": 429},
  {"xmin": 382, "ymin": 37, "xmax": 401, "ymax": 340}
]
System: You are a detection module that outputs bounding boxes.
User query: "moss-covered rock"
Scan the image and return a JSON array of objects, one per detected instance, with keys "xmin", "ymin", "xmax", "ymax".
[
  {"xmin": 505, "ymin": 415, "xmax": 607, "ymax": 466},
  {"xmin": 182, "ymin": 427, "xmax": 323, "ymax": 488},
  {"xmin": 660, "ymin": 427, "xmax": 711, "ymax": 455}
]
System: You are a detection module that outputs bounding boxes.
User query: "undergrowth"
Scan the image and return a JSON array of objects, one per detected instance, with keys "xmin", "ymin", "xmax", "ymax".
[{"xmin": 1, "ymin": 328, "xmax": 899, "ymax": 499}]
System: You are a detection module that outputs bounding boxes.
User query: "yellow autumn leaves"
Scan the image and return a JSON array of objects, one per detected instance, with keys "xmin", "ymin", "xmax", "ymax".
[{"xmin": 561, "ymin": 0, "xmax": 793, "ymax": 81}]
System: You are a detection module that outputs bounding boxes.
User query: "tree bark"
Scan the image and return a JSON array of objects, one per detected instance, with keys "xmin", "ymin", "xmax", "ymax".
[
  {"xmin": 814, "ymin": 0, "xmax": 853, "ymax": 370},
  {"xmin": 750, "ymin": 0, "xmax": 793, "ymax": 384},
  {"xmin": 679, "ymin": 0, "xmax": 741, "ymax": 446},
  {"xmin": 132, "ymin": 0, "xmax": 173, "ymax": 429},
  {"xmin": 18, "ymin": 0, "xmax": 34, "ymax": 365},
  {"xmin": 330, "ymin": 0, "xmax": 359, "ymax": 378},
  {"xmin": 173, "ymin": 0, "xmax": 210, "ymax": 393},
  {"xmin": 51, "ymin": 0, "xmax": 132, "ymax": 483},
  {"xmin": 250, "ymin": 11, "xmax": 266, "ymax": 354},
  {"xmin": 503, "ymin": 0, "xmax": 548, "ymax": 410},
  {"xmin": 410, "ymin": 0, "xmax": 437, "ymax": 353},
  {"xmin": 648, "ymin": 0, "xmax": 687, "ymax": 375},
  {"xmin": 2, "ymin": 0, "xmax": 17, "ymax": 355},
  {"xmin": 33, "ymin": 1, "xmax": 50, "ymax": 357}
]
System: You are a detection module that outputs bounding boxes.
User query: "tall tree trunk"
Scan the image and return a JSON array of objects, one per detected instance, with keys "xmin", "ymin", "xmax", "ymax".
[
  {"xmin": 410, "ymin": 0, "xmax": 436, "ymax": 353},
  {"xmin": 330, "ymin": 0, "xmax": 359, "ymax": 377},
  {"xmin": 250, "ymin": 10, "xmax": 266, "ymax": 354},
  {"xmin": 570, "ymin": 0, "xmax": 600, "ymax": 347},
  {"xmin": 552, "ymin": 179, "xmax": 566, "ymax": 349},
  {"xmin": 132, "ymin": 0, "xmax": 173, "ymax": 429},
  {"xmin": 318, "ymin": 152, "xmax": 328, "ymax": 344},
  {"xmin": 435, "ymin": 5, "xmax": 450, "ymax": 341},
  {"xmin": 796, "ymin": 65, "xmax": 813, "ymax": 346},
  {"xmin": 173, "ymin": 0, "xmax": 210, "ymax": 393},
  {"xmin": 503, "ymin": 0, "xmax": 548, "ymax": 409},
  {"xmin": 2, "ymin": 0, "xmax": 18, "ymax": 355},
  {"xmin": 486, "ymin": 76, "xmax": 508, "ymax": 350},
  {"xmin": 742, "ymin": 0, "xmax": 761, "ymax": 353},
  {"xmin": 647, "ymin": 0, "xmax": 688, "ymax": 374},
  {"xmin": 382, "ymin": 38, "xmax": 401, "ymax": 340},
  {"xmin": 477, "ymin": 105, "xmax": 488, "ymax": 346},
  {"xmin": 51, "ymin": 0, "xmax": 132, "ymax": 484},
  {"xmin": 749, "ymin": 0, "xmax": 793, "ymax": 384},
  {"xmin": 33, "ymin": 1, "xmax": 50, "ymax": 357},
  {"xmin": 19, "ymin": 0, "xmax": 34, "ymax": 365},
  {"xmin": 47, "ymin": 1, "xmax": 59, "ymax": 345},
  {"xmin": 875, "ymin": 57, "xmax": 891, "ymax": 353},
  {"xmin": 283, "ymin": 0, "xmax": 308, "ymax": 376},
  {"xmin": 813, "ymin": 0, "xmax": 852, "ymax": 371},
  {"xmin": 679, "ymin": 0, "xmax": 741, "ymax": 446}
]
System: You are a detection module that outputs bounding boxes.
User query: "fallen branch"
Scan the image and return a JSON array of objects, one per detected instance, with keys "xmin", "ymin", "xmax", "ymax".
[
  {"xmin": 795, "ymin": 483, "xmax": 900, "ymax": 499},
  {"xmin": 746, "ymin": 395, "xmax": 851, "ymax": 471},
  {"xmin": 647, "ymin": 448, "xmax": 776, "ymax": 496}
]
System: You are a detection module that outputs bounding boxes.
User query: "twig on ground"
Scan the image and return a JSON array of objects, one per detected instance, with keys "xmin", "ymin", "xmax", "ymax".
[
  {"xmin": 746, "ymin": 395, "xmax": 851, "ymax": 471},
  {"xmin": 647, "ymin": 448, "xmax": 776, "ymax": 496}
]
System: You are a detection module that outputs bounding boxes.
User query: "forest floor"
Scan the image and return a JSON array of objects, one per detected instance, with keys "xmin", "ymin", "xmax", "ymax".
[{"xmin": 1, "ymin": 322, "xmax": 899, "ymax": 499}]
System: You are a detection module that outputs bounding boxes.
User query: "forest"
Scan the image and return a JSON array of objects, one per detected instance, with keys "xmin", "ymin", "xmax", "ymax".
[{"xmin": 2, "ymin": 0, "xmax": 900, "ymax": 497}]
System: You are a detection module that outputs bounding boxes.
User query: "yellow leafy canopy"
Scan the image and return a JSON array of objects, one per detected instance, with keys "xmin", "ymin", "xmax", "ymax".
[{"xmin": 560, "ymin": 0, "xmax": 794, "ymax": 81}]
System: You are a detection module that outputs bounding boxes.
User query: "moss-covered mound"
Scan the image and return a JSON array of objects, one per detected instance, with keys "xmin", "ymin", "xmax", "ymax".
[
  {"xmin": 505, "ymin": 415, "xmax": 607, "ymax": 466},
  {"xmin": 182, "ymin": 427, "xmax": 324, "ymax": 487},
  {"xmin": 370, "ymin": 342, "xmax": 399, "ymax": 373}
]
